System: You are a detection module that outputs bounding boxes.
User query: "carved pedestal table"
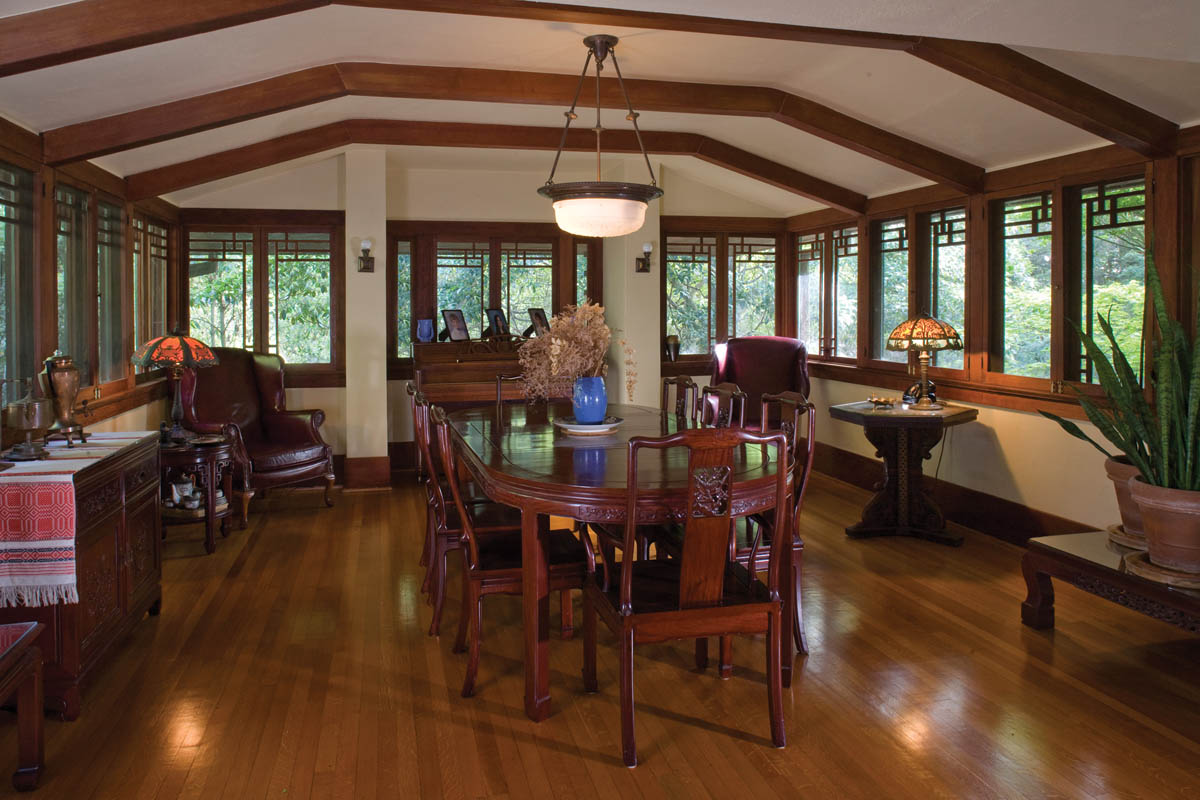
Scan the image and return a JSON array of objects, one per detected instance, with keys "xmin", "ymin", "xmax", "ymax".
[
  {"xmin": 828, "ymin": 401, "xmax": 978, "ymax": 546},
  {"xmin": 449, "ymin": 403, "xmax": 787, "ymax": 722}
]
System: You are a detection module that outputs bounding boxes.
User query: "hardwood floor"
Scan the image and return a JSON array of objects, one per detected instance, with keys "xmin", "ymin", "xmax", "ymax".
[{"xmin": 0, "ymin": 474, "xmax": 1198, "ymax": 798}]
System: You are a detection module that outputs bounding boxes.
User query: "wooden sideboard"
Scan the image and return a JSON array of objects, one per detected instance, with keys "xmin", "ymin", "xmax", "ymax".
[
  {"xmin": 0, "ymin": 433, "xmax": 161, "ymax": 720},
  {"xmin": 413, "ymin": 341, "xmax": 524, "ymax": 404}
]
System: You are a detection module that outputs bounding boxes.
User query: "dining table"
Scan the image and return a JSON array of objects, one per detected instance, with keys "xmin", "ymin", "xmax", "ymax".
[{"xmin": 448, "ymin": 402, "xmax": 789, "ymax": 722}]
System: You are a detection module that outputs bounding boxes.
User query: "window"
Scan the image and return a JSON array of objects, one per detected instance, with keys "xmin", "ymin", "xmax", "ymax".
[
  {"xmin": 796, "ymin": 232, "xmax": 823, "ymax": 354},
  {"xmin": 500, "ymin": 241, "xmax": 553, "ymax": 326},
  {"xmin": 0, "ymin": 162, "xmax": 34, "ymax": 404},
  {"xmin": 96, "ymin": 201, "xmax": 126, "ymax": 385},
  {"xmin": 832, "ymin": 226, "xmax": 859, "ymax": 359},
  {"xmin": 56, "ymin": 185, "xmax": 91, "ymax": 385},
  {"xmin": 131, "ymin": 216, "xmax": 169, "ymax": 359},
  {"xmin": 873, "ymin": 217, "xmax": 909, "ymax": 363},
  {"xmin": 395, "ymin": 240, "xmax": 413, "ymax": 358},
  {"xmin": 1071, "ymin": 178, "xmax": 1146, "ymax": 384},
  {"xmin": 665, "ymin": 235, "xmax": 717, "ymax": 355},
  {"xmin": 187, "ymin": 230, "xmax": 254, "ymax": 350},
  {"xmin": 266, "ymin": 231, "xmax": 333, "ymax": 364},
  {"xmin": 926, "ymin": 208, "xmax": 967, "ymax": 370},
  {"xmin": 436, "ymin": 241, "xmax": 489, "ymax": 337},
  {"xmin": 576, "ymin": 242, "xmax": 589, "ymax": 306},
  {"xmin": 184, "ymin": 215, "xmax": 343, "ymax": 381},
  {"xmin": 728, "ymin": 236, "xmax": 776, "ymax": 338},
  {"xmin": 993, "ymin": 192, "xmax": 1053, "ymax": 379}
]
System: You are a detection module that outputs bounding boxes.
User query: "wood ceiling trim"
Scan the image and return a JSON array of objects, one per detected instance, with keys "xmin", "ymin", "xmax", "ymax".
[
  {"xmin": 4, "ymin": 2, "xmax": 1180, "ymax": 163},
  {"xmin": 43, "ymin": 62, "xmax": 983, "ymax": 192},
  {"xmin": 0, "ymin": 0, "xmax": 328, "ymax": 78},
  {"xmin": 125, "ymin": 118, "xmax": 867, "ymax": 214},
  {"xmin": 908, "ymin": 38, "xmax": 1179, "ymax": 159}
]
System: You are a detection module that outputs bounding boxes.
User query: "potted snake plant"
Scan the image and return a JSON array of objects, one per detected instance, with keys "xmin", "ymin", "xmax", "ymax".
[{"xmin": 1041, "ymin": 259, "xmax": 1200, "ymax": 573}]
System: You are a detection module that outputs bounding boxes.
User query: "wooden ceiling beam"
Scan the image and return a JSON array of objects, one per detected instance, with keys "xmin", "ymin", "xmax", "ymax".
[
  {"xmin": 125, "ymin": 118, "xmax": 866, "ymax": 213},
  {"xmin": 908, "ymin": 38, "xmax": 1178, "ymax": 158},
  {"xmin": 46, "ymin": 62, "xmax": 981, "ymax": 192},
  {"xmin": 0, "ymin": 0, "xmax": 328, "ymax": 78}
]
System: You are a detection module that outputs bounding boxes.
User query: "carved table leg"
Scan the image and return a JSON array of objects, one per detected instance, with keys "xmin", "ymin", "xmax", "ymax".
[
  {"xmin": 1021, "ymin": 552, "xmax": 1055, "ymax": 629},
  {"xmin": 203, "ymin": 461, "xmax": 217, "ymax": 554},
  {"xmin": 12, "ymin": 648, "xmax": 42, "ymax": 791},
  {"xmin": 846, "ymin": 423, "xmax": 962, "ymax": 546},
  {"xmin": 220, "ymin": 458, "xmax": 233, "ymax": 538}
]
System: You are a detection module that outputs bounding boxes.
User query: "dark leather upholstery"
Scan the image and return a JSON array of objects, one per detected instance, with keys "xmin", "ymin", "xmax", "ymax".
[
  {"xmin": 711, "ymin": 337, "xmax": 810, "ymax": 425},
  {"xmin": 180, "ymin": 347, "xmax": 334, "ymax": 492}
]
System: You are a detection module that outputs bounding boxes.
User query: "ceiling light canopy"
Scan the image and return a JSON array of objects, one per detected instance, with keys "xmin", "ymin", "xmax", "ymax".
[{"xmin": 538, "ymin": 34, "xmax": 663, "ymax": 239}]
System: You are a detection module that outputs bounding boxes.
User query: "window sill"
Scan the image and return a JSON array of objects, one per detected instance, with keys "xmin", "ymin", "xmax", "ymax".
[
  {"xmin": 661, "ymin": 356, "xmax": 713, "ymax": 378},
  {"xmin": 807, "ymin": 360, "xmax": 1092, "ymax": 420},
  {"xmin": 80, "ymin": 378, "xmax": 169, "ymax": 430},
  {"xmin": 284, "ymin": 367, "xmax": 345, "ymax": 389}
]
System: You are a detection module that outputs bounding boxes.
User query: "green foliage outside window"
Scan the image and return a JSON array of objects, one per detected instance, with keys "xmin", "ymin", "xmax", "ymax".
[
  {"xmin": 998, "ymin": 194, "xmax": 1053, "ymax": 378},
  {"xmin": 188, "ymin": 231, "xmax": 253, "ymax": 351},
  {"xmin": 876, "ymin": 218, "xmax": 908, "ymax": 364},
  {"xmin": 930, "ymin": 208, "xmax": 966, "ymax": 369},
  {"xmin": 437, "ymin": 242, "xmax": 489, "ymax": 337},
  {"xmin": 729, "ymin": 237, "xmax": 775, "ymax": 338},
  {"xmin": 0, "ymin": 162, "xmax": 34, "ymax": 404},
  {"xmin": 396, "ymin": 242, "xmax": 412, "ymax": 357},
  {"xmin": 267, "ymin": 232, "xmax": 332, "ymax": 364},
  {"xmin": 501, "ymin": 243, "xmax": 553, "ymax": 329},
  {"xmin": 665, "ymin": 236, "xmax": 716, "ymax": 355},
  {"xmin": 796, "ymin": 233, "xmax": 822, "ymax": 352},
  {"xmin": 833, "ymin": 227, "xmax": 858, "ymax": 358}
]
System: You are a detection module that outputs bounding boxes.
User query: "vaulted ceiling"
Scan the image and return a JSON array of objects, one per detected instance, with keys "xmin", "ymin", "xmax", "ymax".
[{"xmin": 1, "ymin": 0, "xmax": 1198, "ymax": 213}]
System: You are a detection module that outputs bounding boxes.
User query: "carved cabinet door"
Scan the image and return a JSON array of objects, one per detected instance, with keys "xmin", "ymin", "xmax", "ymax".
[
  {"xmin": 75, "ymin": 515, "xmax": 123, "ymax": 657},
  {"xmin": 125, "ymin": 492, "xmax": 161, "ymax": 608}
]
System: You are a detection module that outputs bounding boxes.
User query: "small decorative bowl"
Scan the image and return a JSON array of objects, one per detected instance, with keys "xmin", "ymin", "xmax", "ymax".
[{"xmin": 867, "ymin": 395, "xmax": 900, "ymax": 408}]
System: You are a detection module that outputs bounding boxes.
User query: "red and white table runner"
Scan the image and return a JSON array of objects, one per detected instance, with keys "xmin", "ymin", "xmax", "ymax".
[{"xmin": 0, "ymin": 432, "xmax": 152, "ymax": 608}]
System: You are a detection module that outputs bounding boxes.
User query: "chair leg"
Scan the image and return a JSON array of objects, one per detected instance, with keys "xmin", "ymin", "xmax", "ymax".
[
  {"xmin": 582, "ymin": 589, "xmax": 598, "ymax": 692},
  {"xmin": 767, "ymin": 611, "xmax": 786, "ymax": 749},
  {"xmin": 420, "ymin": 510, "xmax": 434, "ymax": 595},
  {"xmin": 428, "ymin": 542, "xmax": 449, "ymax": 636},
  {"xmin": 694, "ymin": 638, "xmax": 708, "ymax": 671},
  {"xmin": 560, "ymin": 589, "xmax": 574, "ymax": 640},
  {"xmin": 636, "ymin": 535, "xmax": 649, "ymax": 561},
  {"xmin": 453, "ymin": 551, "xmax": 470, "ymax": 654},
  {"xmin": 461, "ymin": 581, "xmax": 483, "ymax": 697},
  {"xmin": 324, "ymin": 473, "xmax": 335, "ymax": 507},
  {"xmin": 620, "ymin": 627, "xmax": 637, "ymax": 768},
  {"xmin": 238, "ymin": 490, "xmax": 252, "ymax": 528},
  {"xmin": 718, "ymin": 635, "xmax": 733, "ymax": 679},
  {"xmin": 600, "ymin": 543, "xmax": 615, "ymax": 593},
  {"xmin": 793, "ymin": 555, "xmax": 808, "ymax": 656}
]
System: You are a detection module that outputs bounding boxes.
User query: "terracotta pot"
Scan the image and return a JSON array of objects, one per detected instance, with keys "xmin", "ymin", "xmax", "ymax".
[
  {"xmin": 1104, "ymin": 456, "xmax": 1145, "ymax": 539},
  {"xmin": 1129, "ymin": 476, "xmax": 1200, "ymax": 573}
]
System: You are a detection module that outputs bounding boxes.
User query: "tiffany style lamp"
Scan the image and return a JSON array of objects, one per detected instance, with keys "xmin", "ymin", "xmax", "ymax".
[
  {"xmin": 130, "ymin": 330, "xmax": 219, "ymax": 441},
  {"xmin": 885, "ymin": 314, "xmax": 963, "ymax": 409}
]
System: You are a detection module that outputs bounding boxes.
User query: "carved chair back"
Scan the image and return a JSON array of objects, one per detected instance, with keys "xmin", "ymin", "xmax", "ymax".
[
  {"xmin": 660, "ymin": 376, "xmax": 698, "ymax": 420},
  {"xmin": 405, "ymin": 381, "xmax": 426, "ymax": 481},
  {"xmin": 431, "ymin": 405, "xmax": 482, "ymax": 570},
  {"xmin": 411, "ymin": 391, "xmax": 451, "ymax": 532},
  {"xmin": 699, "ymin": 382, "xmax": 748, "ymax": 428},
  {"xmin": 760, "ymin": 391, "xmax": 817, "ymax": 521},
  {"xmin": 618, "ymin": 426, "xmax": 790, "ymax": 615}
]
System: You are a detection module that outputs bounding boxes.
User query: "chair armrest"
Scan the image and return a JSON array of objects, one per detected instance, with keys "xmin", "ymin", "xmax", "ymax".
[
  {"xmin": 219, "ymin": 423, "xmax": 252, "ymax": 477},
  {"xmin": 262, "ymin": 409, "xmax": 327, "ymax": 447}
]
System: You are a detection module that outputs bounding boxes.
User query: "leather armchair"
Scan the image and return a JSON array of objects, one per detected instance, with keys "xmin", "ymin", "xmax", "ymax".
[
  {"xmin": 710, "ymin": 336, "xmax": 811, "ymax": 426},
  {"xmin": 180, "ymin": 347, "xmax": 335, "ymax": 524}
]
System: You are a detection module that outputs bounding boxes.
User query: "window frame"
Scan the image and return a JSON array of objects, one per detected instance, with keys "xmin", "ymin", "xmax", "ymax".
[
  {"xmin": 385, "ymin": 220, "xmax": 602, "ymax": 380},
  {"xmin": 180, "ymin": 209, "xmax": 346, "ymax": 388}
]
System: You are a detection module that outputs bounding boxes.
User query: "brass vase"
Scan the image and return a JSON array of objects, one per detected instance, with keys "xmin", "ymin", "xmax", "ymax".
[{"xmin": 41, "ymin": 352, "xmax": 87, "ymax": 444}]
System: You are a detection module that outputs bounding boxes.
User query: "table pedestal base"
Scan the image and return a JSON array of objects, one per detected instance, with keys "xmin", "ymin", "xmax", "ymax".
[{"xmin": 846, "ymin": 424, "xmax": 962, "ymax": 547}]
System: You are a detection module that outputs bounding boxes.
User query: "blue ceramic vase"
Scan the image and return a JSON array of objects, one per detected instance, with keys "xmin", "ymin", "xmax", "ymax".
[
  {"xmin": 416, "ymin": 318, "xmax": 435, "ymax": 343},
  {"xmin": 572, "ymin": 376, "xmax": 607, "ymax": 424}
]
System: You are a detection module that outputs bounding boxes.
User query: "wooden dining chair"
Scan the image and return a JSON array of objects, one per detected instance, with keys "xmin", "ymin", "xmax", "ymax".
[
  {"xmin": 412, "ymin": 390, "xmax": 521, "ymax": 636},
  {"xmin": 660, "ymin": 376, "xmax": 698, "ymax": 420},
  {"xmin": 699, "ymin": 382, "xmax": 748, "ymax": 428},
  {"xmin": 581, "ymin": 425, "xmax": 791, "ymax": 767},
  {"xmin": 432, "ymin": 406, "xmax": 587, "ymax": 697}
]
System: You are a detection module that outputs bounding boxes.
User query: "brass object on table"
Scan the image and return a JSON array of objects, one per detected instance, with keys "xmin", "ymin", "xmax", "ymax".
[
  {"xmin": 40, "ymin": 352, "xmax": 88, "ymax": 446},
  {"xmin": 867, "ymin": 395, "xmax": 900, "ymax": 408},
  {"xmin": 5, "ymin": 380, "xmax": 53, "ymax": 461}
]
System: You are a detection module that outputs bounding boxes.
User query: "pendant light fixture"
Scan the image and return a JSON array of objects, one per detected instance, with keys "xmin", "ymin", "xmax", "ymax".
[{"xmin": 538, "ymin": 34, "xmax": 663, "ymax": 238}]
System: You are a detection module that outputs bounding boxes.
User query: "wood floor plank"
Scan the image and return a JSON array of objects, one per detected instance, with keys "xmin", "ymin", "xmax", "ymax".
[{"xmin": 0, "ymin": 475, "xmax": 1197, "ymax": 798}]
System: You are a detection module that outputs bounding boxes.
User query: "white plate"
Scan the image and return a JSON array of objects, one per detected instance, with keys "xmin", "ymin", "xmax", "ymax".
[{"xmin": 553, "ymin": 416, "xmax": 623, "ymax": 436}]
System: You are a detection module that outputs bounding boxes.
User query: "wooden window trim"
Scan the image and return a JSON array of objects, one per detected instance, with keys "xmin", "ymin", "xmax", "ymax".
[
  {"xmin": 385, "ymin": 221, "xmax": 598, "ymax": 381},
  {"xmin": 179, "ymin": 209, "xmax": 346, "ymax": 388}
]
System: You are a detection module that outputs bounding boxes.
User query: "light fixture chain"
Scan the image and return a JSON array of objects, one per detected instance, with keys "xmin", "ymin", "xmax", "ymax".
[
  {"xmin": 609, "ymin": 50, "xmax": 658, "ymax": 188},
  {"xmin": 594, "ymin": 45, "xmax": 603, "ymax": 181},
  {"xmin": 546, "ymin": 49, "xmax": 594, "ymax": 186}
]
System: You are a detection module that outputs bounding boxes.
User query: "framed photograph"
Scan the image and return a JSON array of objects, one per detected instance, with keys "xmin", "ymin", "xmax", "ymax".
[
  {"xmin": 528, "ymin": 308, "xmax": 550, "ymax": 336},
  {"xmin": 441, "ymin": 309, "xmax": 471, "ymax": 342},
  {"xmin": 485, "ymin": 308, "xmax": 509, "ymax": 337}
]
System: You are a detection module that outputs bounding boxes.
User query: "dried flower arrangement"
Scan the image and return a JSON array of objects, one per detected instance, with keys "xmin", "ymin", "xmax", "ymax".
[{"xmin": 518, "ymin": 302, "xmax": 637, "ymax": 401}]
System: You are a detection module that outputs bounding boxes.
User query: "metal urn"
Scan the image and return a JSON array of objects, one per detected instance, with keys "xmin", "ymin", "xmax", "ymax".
[
  {"xmin": 40, "ymin": 352, "xmax": 88, "ymax": 446},
  {"xmin": 4, "ymin": 379, "xmax": 53, "ymax": 461}
]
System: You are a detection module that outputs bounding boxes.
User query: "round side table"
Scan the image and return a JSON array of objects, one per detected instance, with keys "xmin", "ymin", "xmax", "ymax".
[{"xmin": 159, "ymin": 440, "xmax": 234, "ymax": 554}]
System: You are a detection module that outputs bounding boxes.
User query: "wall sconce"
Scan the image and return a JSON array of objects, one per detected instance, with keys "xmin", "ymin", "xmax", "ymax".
[
  {"xmin": 358, "ymin": 237, "xmax": 375, "ymax": 273},
  {"xmin": 634, "ymin": 241, "xmax": 653, "ymax": 273}
]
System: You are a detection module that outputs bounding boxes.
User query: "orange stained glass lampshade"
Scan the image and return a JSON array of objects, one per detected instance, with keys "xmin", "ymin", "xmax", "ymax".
[
  {"xmin": 886, "ymin": 314, "xmax": 963, "ymax": 353},
  {"xmin": 130, "ymin": 331, "xmax": 219, "ymax": 370}
]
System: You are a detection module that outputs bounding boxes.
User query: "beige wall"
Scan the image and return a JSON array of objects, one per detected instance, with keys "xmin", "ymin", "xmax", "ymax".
[{"xmin": 86, "ymin": 397, "xmax": 169, "ymax": 436}]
